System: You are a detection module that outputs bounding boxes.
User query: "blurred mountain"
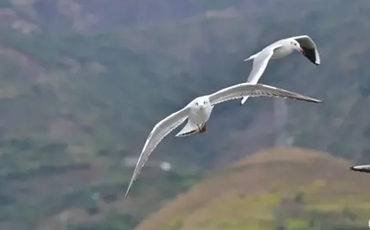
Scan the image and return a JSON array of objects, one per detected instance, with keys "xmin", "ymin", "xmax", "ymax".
[
  {"xmin": 0, "ymin": 0, "xmax": 369, "ymax": 229},
  {"xmin": 134, "ymin": 147, "xmax": 370, "ymax": 230}
]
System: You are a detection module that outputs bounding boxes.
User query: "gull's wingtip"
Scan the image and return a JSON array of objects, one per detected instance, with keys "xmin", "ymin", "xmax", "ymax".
[
  {"xmin": 124, "ymin": 188, "xmax": 130, "ymax": 199},
  {"xmin": 307, "ymin": 98, "xmax": 323, "ymax": 104},
  {"xmin": 124, "ymin": 179, "xmax": 135, "ymax": 199}
]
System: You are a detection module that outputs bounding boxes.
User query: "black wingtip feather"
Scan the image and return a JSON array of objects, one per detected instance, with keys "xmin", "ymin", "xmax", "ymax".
[{"xmin": 301, "ymin": 48, "xmax": 318, "ymax": 66}]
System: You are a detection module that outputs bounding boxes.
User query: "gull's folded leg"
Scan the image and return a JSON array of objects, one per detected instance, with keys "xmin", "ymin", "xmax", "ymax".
[{"xmin": 199, "ymin": 123, "xmax": 207, "ymax": 133}]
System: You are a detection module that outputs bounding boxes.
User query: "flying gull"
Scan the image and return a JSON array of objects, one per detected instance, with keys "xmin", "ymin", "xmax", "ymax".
[
  {"xmin": 241, "ymin": 35, "xmax": 320, "ymax": 105},
  {"xmin": 124, "ymin": 83, "xmax": 322, "ymax": 198}
]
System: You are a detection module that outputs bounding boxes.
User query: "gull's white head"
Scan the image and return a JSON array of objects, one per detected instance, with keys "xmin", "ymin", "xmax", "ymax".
[
  {"xmin": 193, "ymin": 97, "xmax": 210, "ymax": 110},
  {"xmin": 290, "ymin": 40, "xmax": 303, "ymax": 53}
]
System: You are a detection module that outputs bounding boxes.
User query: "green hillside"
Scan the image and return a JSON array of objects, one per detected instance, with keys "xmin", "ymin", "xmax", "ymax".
[{"xmin": 134, "ymin": 147, "xmax": 370, "ymax": 230}]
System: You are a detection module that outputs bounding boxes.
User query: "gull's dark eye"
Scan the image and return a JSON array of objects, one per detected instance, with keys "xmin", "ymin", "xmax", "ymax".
[
  {"xmin": 204, "ymin": 101, "xmax": 206, "ymax": 104},
  {"xmin": 195, "ymin": 102, "xmax": 198, "ymax": 106}
]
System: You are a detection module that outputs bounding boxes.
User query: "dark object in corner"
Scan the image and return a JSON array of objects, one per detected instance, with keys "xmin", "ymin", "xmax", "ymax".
[{"xmin": 350, "ymin": 165, "xmax": 370, "ymax": 173}]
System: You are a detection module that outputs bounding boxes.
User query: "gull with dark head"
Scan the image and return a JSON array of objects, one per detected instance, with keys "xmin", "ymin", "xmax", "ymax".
[
  {"xmin": 241, "ymin": 35, "xmax": 321, "ymax": 105},
  {"xmin": 124, "ymin": 83, "xmax": 323, "ymax": 198}
]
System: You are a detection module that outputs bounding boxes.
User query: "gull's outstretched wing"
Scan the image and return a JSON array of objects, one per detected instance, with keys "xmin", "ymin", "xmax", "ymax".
[
  {"xmin": 290, "ymin": 35, "xmax": 320, "ymax": 65},
  {"xmin": 240, "ymin": 44, "xmax": 282, "ymax": 105},
  {"xmin": 209, "ymin": 83, "xmax": 323, "ymax": 105},
  {"xmin": 246, "ymin": 44, "xmax": 283, "ymax": 84},
  {"xmin": 124, "ymin": 107, "xmax": 189, "ymax": 199}
]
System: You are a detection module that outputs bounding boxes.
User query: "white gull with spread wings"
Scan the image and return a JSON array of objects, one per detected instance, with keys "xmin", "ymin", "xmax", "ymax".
[
  {"xmin": 241, "ymin": 35, "xmax": 321, "ymax": 105},
  {"xmin": 124, "ymin": 83, "xmax": 322, "ymax": 198}
]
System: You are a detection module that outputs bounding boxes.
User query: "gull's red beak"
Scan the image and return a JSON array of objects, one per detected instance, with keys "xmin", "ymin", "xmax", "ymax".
[{"xmin": 298, "ymin": 47, "xmax": 304, "ymax": 53}]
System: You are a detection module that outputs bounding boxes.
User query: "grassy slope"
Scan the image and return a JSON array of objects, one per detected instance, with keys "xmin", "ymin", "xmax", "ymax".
[{"xmin": 134, "ymin": 147, "xmax": 370, "ymax": 230}]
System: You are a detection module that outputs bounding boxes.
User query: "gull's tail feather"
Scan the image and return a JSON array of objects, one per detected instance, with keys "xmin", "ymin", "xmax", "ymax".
[
  {"xmin": 244, "ymin": 53, "xmax": 258, "ymax": 61},
  {"xmin": 240, "ymin": 96, "xmax": 249, "ymax": 105},
  {"xmin": 176, "ymin": 120, "xmax": 200, "ymax": 137},
  {"xmin": 241, "ymin": 52, "xmax": 259, "ymax": 104}
]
